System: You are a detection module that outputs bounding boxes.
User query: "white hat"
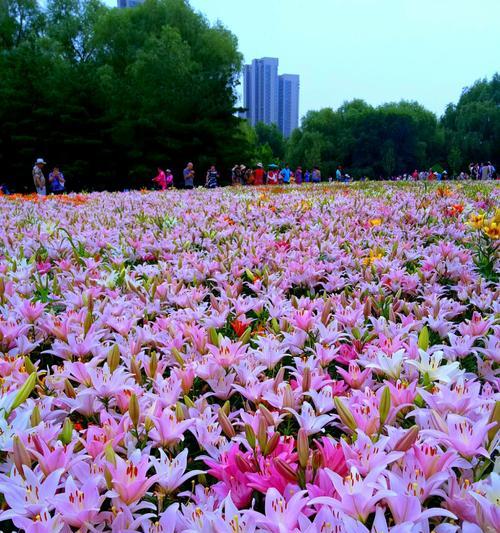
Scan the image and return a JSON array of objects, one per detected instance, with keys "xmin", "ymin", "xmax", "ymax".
[
  {"xmin": 36, "ymin": 158, "xmax": 46, "ymax": 165},
  {"xmin": 257, "ymin": 163, "xmax": 263, "ymax": 168}
]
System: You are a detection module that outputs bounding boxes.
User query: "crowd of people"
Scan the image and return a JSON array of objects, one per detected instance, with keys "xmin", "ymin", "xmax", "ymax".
[
  {"xmin": 0, "ymin": 157, "xmax": 496, "ymax": 196},
  {"xmin": 385, "ymin": 162, "xmax": 497, "ymax": 182},
  {"xmin": 152, "ymin": 161, "xmax": 497, "ymax": 190},
  {"xmin": 152, "ymin": 162, "xmax": 325, "ymax": 190}
]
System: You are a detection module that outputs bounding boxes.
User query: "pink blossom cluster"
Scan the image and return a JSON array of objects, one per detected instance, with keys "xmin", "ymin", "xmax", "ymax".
[{"xmin": 0, "ymin": 183, "xmax": 498, "ymax": 533}]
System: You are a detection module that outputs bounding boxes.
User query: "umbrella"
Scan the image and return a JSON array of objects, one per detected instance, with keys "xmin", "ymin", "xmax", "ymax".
[{"xmin": 268, "ymin": 164, "xmax": 279, "ymax": 169}]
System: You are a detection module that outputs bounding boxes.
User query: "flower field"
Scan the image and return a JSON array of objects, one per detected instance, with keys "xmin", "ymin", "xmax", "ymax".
[{"xmin": 0, "ymin": 183, "xmax": 498, "ymax": 533}]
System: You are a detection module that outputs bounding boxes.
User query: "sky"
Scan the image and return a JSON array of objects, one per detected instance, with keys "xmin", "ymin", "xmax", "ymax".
[{"xmin": 105, "ymin": 0, "xmax": 500, "ymax": 119}]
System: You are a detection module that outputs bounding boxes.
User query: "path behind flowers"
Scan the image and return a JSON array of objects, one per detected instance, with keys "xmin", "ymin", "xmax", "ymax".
[{"xmin": 0, "ymin": 182, "xmax": 498, "ymax": 532}]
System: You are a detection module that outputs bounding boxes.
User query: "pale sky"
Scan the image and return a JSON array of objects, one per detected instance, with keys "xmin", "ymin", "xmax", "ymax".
[{"xmin": 107, "ymin": 0, "xmax": 500, "ymax": 118}]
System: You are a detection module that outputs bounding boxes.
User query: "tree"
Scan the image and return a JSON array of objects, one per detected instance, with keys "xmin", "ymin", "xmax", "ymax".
[
  {"xmin": 254, "ymin": 122, "xmax": 286, "ymax": 161},
  {"xmin": 0, "ymin": 0, "xmax": 247, "ymax": 190},
  {"xmin": 441, "ymin": 74, "xmax": 500, "ymax": 168}
]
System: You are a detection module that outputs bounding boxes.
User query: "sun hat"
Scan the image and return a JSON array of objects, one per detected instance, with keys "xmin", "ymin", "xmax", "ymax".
[
  {"xmin": 35, "ymin": 158, "xmax": 46, "ymax": 165},
  {"xmin": 257, "ymin": 163, "xmax": 263, "ymax": 168},
  {"xmin": 166, "ymin": 169, "xmax": 171, "ymax": 173}
]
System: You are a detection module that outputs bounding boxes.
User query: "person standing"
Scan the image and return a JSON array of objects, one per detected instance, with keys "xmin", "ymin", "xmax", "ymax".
[
  {"xmin": 183, "ymin": 162, "xmax": 195, "ymax": 189},
  {"xmin": 304, "ymin": 169, "xmax": 311, "ymax": 183},
  {"xmin": 267, "ymin": 167, "xmax": 278, "ymax": 185},
  {"xmin": 336, "ymin": 166, "xmax": 342, "ymax": 182},
  {"xmin": 295, "ymin": 166, "xmax": 303, "ymax": 184},
  {"xmin": 481, "ymin": 163, "xmax": 490, "ymax": 181},
  {"xmin": 165, "ymin": 169, "xmax": 174, "ymax": 188},
  {"xmin": 48, "ymin": 167, "xmax": 65, "ymax": 194},
  {"xmin": 206, "ymin": 165, "xmax": 219, "ymax": 188},
  {"xmin": 33, "ymin": 158, "xmax": 47, "ymax": 195},
  {"xmin": 280, "ymin": 164, "xmax": 291, "ymax": 184},
  {"xmin": 311, "ymin": 166, "xmax": 321, "ymax": 183},
  {"xmin": 253, "ymin": 163, "xmax": 265, "ymax": 185},
  {"xmin": 231, "ymin": 165, "xmax": 242, "ymax": 185}
]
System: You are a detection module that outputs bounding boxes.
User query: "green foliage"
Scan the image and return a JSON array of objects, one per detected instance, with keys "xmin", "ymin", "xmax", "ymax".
[
  {"xmin": 0, "ymin": 0, "xmax": 246, "ymax": 190},
  {"xmin": 286, "ymin": 75, "xmax": 499, "ymax": 178},
  {"xmin": 254, "ymin": 122, "xmax": 286, "ymax": 161},
  {"xmin": 286, "ymin": 100, "xmax": 442, "ymax": 178},
  {"xmin": 442, "ymin": 74, "xmax": 500, "ymax": 166}
]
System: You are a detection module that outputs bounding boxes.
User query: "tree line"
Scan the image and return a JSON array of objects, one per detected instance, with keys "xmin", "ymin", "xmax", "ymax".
[
  {"xmin": 283, "ymin": 76, "xmax": 500, "ymax": 179},
  {"xmin": 1, "ymin": 1, "xmax": 498, "ymax": 190},
  {"xmin": 0, "ymin": 0, "xmax": 251, "ymax": 191}
]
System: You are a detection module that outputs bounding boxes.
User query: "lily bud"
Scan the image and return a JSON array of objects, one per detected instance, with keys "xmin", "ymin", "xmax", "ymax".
[
  {"xmin": 320, "ymin": 299, "xmax": 332, "ymax": 325},
  {"xmin": 274, "ymin": 458, "xmax": 297, "ymax": 481},
  {"xmin": 144, "ymin": 416, "xmax": 154, "ymax": 432},
  {"xmin": 244, "ymin": 423, "xmax": 256, "ymax": 449},
  {"xmin": 13, "ymin": 436, "xmax": 31, "ymax": 477},
  {"xmin": 257, "ymin": 416, "xmax": 267, "ymax": 451},
  {"xmin": 312, "ymin": 449, "xmax": 323, "ymax": 470},
  {"xmin": 64, "ymin": 379, "xmax": 76, "ymax": 399},
  {"xmin": 59, "ymin": 418, "xmax": 73, "ymax": 445},
  {"xmin": 104, "ymin": 467, "xmax": 113, "ymax": 490},
  {"xmin": 171, "ymin": 348, "xmax": 185, "ymax": 368},
  {"xmin": 130, "ymin": 357, "xmax": 143, "ymax": 385},
  {"xmin": 149, "ymin": 351, "xmax": 158, "ymax": 378},
  {"xmin": 363, "ymin": 298, "xmax": 372, "ymax": 318},
  {"xmin": 30, "ymin": 405, "xmax": 41, "ymax": 427},
  {"xmin": 83, "ymin": 311, "xmax": 93, "ymax": 336},
  {"xmin": 302, "ymin": 367, "xmax": 311, "ymax": 393},
  {"xmin": 394, "ymin": 425, "xmax": 420, "ymax": 452},
  {"xmin": 258, "ymin": 404, "xmax": 275, "ymax": 426},
  {"xmin": 334, "ymin": 397, "xmax": 357, "ymax": 432},
  {"xmin": 129, "ymin": 393, "xmax": 140, "ymax": 427},
  {"xmin": 245, "ymin": 268, "xmax": 255, "ymax": 282},
  {"xmin": 488, "ymin": 401, "xmax": 500, "ymax": 443},
  {"xmin": 184, "ymin": 395, "xmax": 195, "ymax": 408},
  {"xmin": 418, "ymin": 326, "xmax": 429, "ymax": 351},
  {"xmin": 9, "ymin": 372, "xmax": 37, "ymax": 415},
  {"xmin": 273, "ymin": 367, "xmax": 285, "ymax": 392},
  {"xmin": 282, "ymin": 384, "xmax": 295, "ymax": 409},
  {"xmin": 24, "ymin": 356, "xmax": 36, "ymax": 375},
  {"xmin": 379, "ymin": 386, "xmax": 391, "ymax": 427},
  {"xmin": 218, "ymin": 408, "xmax": 236, "ymax": 438},
  {"xmin": 239, "ymin": 327, "xmax": 252, "ymax": 345},
  {"xmin": 87, "ymin": 294, "xmax": 94, "ymax": 314},
  {"xmin": 271, "ymin": 318, "xmax": 280, "ymax": 334},
  {"xmin": 104, "ymin": 443, "xmax": 116, "ymax": 467},
  {"xmin": 264, "ymin": 432, "xmax": 280, "ymax": 456},
  {"xmin": 107, "ymin": 345, "xmax": 120, "ymax": 373},
  {"xmin": 297, "ymin": 429, "xmax": 309, "ymax": 469},
  {"xmin": 175, "ymin": 402, "xmax": 185, "ymax": 421},
  {"xmin": 208, "ymin": 327, "xmax": 219, "ymax": 347},
  {"xmin": 235, "ymin": 453, "xmax": 253, "ymax": 473},
  {"xmin": 220, "ymin": 401, "xmax": 230, "ymax": 416}
]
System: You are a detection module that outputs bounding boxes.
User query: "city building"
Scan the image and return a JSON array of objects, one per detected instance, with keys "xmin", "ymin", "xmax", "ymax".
[
  {"xmin": 242, "ymin": 57, "xmax": 299, "ymax": 137},
  {"xmin": 117, "ymin": 0, "xmax": 144, "ymax": 7},
  {"xmin": 278, "ymin": 74, "xmax": 300, "ymax": 139},
  {"xmin": 242, "ymin": 58, "xmax": 279, "ymax": 127}
]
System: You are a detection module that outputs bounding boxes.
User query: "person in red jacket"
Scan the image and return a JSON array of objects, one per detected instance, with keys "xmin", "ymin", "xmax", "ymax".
[{"xmin": 253, "ymin": 163, "xmax": 266, "ymax": 186}]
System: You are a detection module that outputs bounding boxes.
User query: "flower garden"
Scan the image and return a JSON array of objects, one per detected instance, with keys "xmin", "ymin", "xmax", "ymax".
[{"xmin": 0, "ymin": 182, "xmax": 498, "ymax": 533}]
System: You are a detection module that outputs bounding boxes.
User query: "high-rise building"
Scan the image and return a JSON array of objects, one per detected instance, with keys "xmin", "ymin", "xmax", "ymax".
[
  {"xmin": 242, "ymin": 57, "xmax": 299, "ymax": 137},
  {"xmin": 243, "ymin": 58, "xmax": 279, "ymax": 128},
  {"xmin": 278, "ymin": 74, "xmax": 300, "ymax": 139},
  {"xmin": 117, "ymin": 0, "xmax": 144, "ymax": 7}
]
